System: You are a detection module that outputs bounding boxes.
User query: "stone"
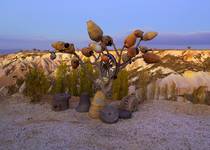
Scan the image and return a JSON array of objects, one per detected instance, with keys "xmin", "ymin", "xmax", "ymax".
[
  {"xmin": 76, "ymin": 92, "xmax": 91, "ymax": 113},
  {"xmin": 0, "ymin": 86, "xmax": 9, "ymax": 97},
  {"xmin": 100, "ymin": 105, "xmax": 119, "ymax": 124},
  {"xmin": 120, "ymin": 94, "xmax": 139, "ymax": 112}
]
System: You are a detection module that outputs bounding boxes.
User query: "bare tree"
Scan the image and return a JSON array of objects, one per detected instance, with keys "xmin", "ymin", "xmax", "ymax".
[{"xmin": 50, "ymin": 20, "xmax": 160, "ymax": 97}]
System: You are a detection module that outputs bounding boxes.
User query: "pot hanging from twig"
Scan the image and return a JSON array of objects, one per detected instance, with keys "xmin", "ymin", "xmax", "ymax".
[{"xmin": 87, "ymin": 20, "xmax": 103, "ymax": 42}]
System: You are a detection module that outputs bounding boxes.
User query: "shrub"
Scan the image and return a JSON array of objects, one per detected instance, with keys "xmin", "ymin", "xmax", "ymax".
[
  {"xmin": 67, "ymin": 69, "xmax": 79, "ymax": 96},
  {"xmin": 137, "ymin": 69, "xmax": 150, "ymax": 100},
  {"xmin": 112, "ymin": 69, "xmax": 128, "ymax": 100},
  {"xmin": 52, "ymin": 62, "xmax": 69, "ymax": 93},
  {"xmin": 79, "ymin": 59, "xmax": 94, "ymax": 97},
  {"xmin": 24, "ymin": 68, "xmax": 50, "ymax": 102}
]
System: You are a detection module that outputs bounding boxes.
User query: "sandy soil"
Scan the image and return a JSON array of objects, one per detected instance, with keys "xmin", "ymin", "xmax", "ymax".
[{"xmin": 0, "ymin": 94, "xmax": 210, "ymax": 150}]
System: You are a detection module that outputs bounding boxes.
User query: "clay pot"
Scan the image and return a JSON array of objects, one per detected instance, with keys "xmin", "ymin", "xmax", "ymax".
[
  {"xmin": 127, "ymin": 47, "xmax": 138, "ymax": 58},
  {"xmin": 122, "ymin": 53, "xmax": 131, "ymax": 63},
  {"xmin": 71, "ymin": 57, "xmax": 79, "ymax": 69},
  {"xmin": 101, "ymin": 35, "xmax": 113, "ymax": 46},
  {"xmin": 51, "ymin": 41, "xmax": 65, "ymax": 51},
  {"xmin": 64, "ymin": 43, "xmax": 75, "ymax": 54},
  {"xmin": 52, "ymin": 93, "xmax": 71, "ymax": 111},
  {"xmin": 143, "ymin": 52, "xmax": 161, "ymax": 64},
  {"xmin": 76, "ymin": 92, "xmax": 90, "ymax": 113},
  {"xmin": 89, "ymin": 91, "xmax": 106, "ymax": 119},
  {"xmin": 124, "ymin": 33, "xmax": 137, "ymax": 48},
  {"xmin": 81, "ymin": 47, "xmax": 94, "ymax": 57},
  {"xmin": 133, "ymin": 29, "xmax": 144, "ymax": 38},
  {"xmin": 89, "ymin": 43, "xmax": 103, "ymax": 53},
  {"xmin": 100, "ymin": 105, "xmax": 119, "ymax": 124},
  {"xmin": 101, "ymin": 55, "xmax": 109, "ymax": 62},
  {"xmin": 87, "ymin": 20, "xmax": 103, "ymax": 42},
  {"xmin": 143, "ymin": 32, "xmax": 158, "ymax": 41}
]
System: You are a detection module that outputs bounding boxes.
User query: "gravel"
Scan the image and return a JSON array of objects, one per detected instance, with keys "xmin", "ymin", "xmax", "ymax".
[{"xmin": 1, "ymin": 94, "xmax": 210, "ymax": 150}]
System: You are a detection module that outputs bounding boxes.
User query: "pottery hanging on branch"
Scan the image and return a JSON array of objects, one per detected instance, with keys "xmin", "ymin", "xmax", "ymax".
[
  {"xmin": 127, "ymin": 47, "xmax": 139, "ymax": 58},
  {"xmin": 64, "ymin": 43, "xmax": 75, "ymax": 54},
  {"xmin": 124, "ymin": 33, "xmax": 137, "ymax": 48},
  {"xmin": 71, "ymin": 57, "xmax": 80, "ymax": 69},
  {"xmin": 87, "ymin": 20, "xmax": 103, "ymax": 42},
  {"xmin": 133, "ymin": 29, "xmax": 144, "ymax": 38},
  {"xmin": 122, "ymin": 53, "xmax": 131, "ymax": 63},
  {"xmin": 143, "ymin": 32, "xmax": 158, "ymax": 41},
  {"xmin": 89, "ymin": 91, "xmax": 106, "ymax": 119},
  {"xmin": 143, "ymin": 52, "xmax": 161, "ymax": 64},
  {"xmin": 101, "ymin": 35, "xmax": 113, "ymax": 46},
  {"xmin": 76, "ymin": 92, "xmax": 91, "ymax": 113},
  {"xmin": 81, "ymin": 47, "xmax": 94, "ymax": 57},
  {"xmin": 100, "ymin": 105, "xmax": 119, "ymax": 124},
  {"xmin": 89, "ymin": 43, "xmax": 103, "ymax": 53}
]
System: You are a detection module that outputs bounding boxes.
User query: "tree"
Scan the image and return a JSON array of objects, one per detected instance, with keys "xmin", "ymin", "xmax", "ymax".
[{"xmin": 50, "ymin": 20, "xmax": 160, "ymax": 98}]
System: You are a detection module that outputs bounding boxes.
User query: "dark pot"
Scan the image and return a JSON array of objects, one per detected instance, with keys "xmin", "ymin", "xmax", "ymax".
[
  {"xmin": 52, "ymin": 93, "xmax": 71, "ymax": 111},
  {"xmin": 76, "ymin": 92, "xmax": 90, "ymax": 113}
]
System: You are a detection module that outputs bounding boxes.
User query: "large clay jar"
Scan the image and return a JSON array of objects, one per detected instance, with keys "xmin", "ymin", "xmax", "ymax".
[
  {"xmin": 89, "ymin": 91, "xmax": 106, "ymax": 119},
  {"xmin": 124, "ymin": 33, "xmax": 137, "ymax": 48},
  {"xmin": 81, "ymin": 47, "xmax": 94, "ymax": 57},
  {"xmin": 76, "ymin": 92, "xmax": 91, "ymax": 113},
  {"xmin": 87, "ymin": 20, "xmax": 103, "ymax": 42},
  {"xmin": 51, "ymin": 41, "xmax": 65, "ymax": 51},
  {"xmin": 133, "ymin": 29, "xmax": 144, "ymax": 38},
  {"xmin": 143, "ymin": 32, "xmax": 158, "ymax": 41},
  {"xmin": 52, "ymin": 93, "xmax": 71, "ymax": 111},
  {"xmin": 101, "ymin": 35, "xmax": 113, "ymax": 46},
  {"xmin": 71, "ymin": 57, "xmax": 79, "ymax": 69},
  {"xmin": 64, "ymin": 43, "xmax": 75, "ymax": 54},
  {"xmin": 127, "ymin": 47, "xmax": 138, "ymax": 58},
  {"xmin": 143, "ymin": 52, "xmax": 161, "ymax": 64}
]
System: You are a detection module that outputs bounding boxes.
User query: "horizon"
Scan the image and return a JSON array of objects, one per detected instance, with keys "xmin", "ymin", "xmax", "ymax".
[{"xmin": 0, "ymin": 0, "xmax": 210, "ymax": 51}]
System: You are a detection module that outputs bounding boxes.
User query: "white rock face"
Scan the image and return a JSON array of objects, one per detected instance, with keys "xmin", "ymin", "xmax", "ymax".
[{"xmin": 146, "ymin": 71, "xmax": 210, "ymax": 100}]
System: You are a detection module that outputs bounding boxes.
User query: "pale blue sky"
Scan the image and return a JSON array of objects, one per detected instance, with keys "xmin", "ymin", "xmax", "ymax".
[{"xmin": 0, "ymin": 0, "xmax": 210, "ymax": 50}]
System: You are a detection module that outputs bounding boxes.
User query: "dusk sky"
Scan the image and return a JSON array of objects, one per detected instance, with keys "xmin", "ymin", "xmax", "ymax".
[{"xmin": 0, "ymin": 0, "xmax": 210, "ymax": 50}]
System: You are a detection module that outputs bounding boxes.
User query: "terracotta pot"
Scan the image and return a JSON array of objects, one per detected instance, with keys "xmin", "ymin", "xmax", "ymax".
[
  {"xmin": 127, "ymin": 47, "xmax": 138, "ymax": 57},
  {"xmin": 87, "ymin": 20, "xmax": 103, "ymax": 42},
  {"xmin": 51, "ymin": 41, "xmax": 65, "ymax": 51},
  {"xmin": 133, "ymin": 29, "xmax": 144, "ymax": 38},
  {"xmin": 71, "ymin": 57, "xmax": 79, "ymax": 69},
  {"xmin": 89, "ymin": 43, "xmax": 103, "ymax": 53},
  {"xmin": 122, "ymin": 53, "xmax": 131, "ymax": 63},
  {"xmin": 89, "ymin": 91, "xmax": 106, "ymax": 119},
  {"xmin": 81, "ymin": 47, "xmax": 94, "ymax": 57},
  {"xmin": 64, "ymin": 43, "xmax": 75, "ymax": 54},
  {"xmin": 143, "ymin": 52, "xmax": 161, "ymax": 64},
  {"xmin": 76, "ymin": 92, "xmax": 90, "ymax": 112},
  {"xmin": 101, "ymin": 55, "xmax": 109, "ymax": 62},
  {"xmin": 101, "ymin": 35, "xmax": 113, "ymax": 46},
  {"xmin": 124, "ymin": 33, "xmax": 137, "ymax": 48},
  {"xmin": 143, "ymin": 32, "xmax": 158, "ymax": 41}
]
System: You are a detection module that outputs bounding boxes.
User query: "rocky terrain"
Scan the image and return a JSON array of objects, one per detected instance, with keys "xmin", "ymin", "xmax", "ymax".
[{"xmin": 1, "ymin": 49, "xmax": 210, "ymax": 103}]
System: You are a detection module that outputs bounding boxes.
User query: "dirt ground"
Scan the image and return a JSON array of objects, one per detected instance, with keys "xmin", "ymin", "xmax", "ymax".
[{"xmin": 0, "ymin": 94, "xmax": 210, "ymax": 150}]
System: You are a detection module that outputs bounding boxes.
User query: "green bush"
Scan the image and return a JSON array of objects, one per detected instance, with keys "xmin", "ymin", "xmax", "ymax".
[
  {"xmin": 79, "ymin": 60, "xmax": 94, "ymax": 97},
  {"xmin": 52, "ymin": 62, "xmax": 69, "ymax": 93},
  {"xmin": 112, "ymin": 69, "xmax": 128, "ymax": 100},
  {"xmin": 137, "ymin": 70, "xmax": 150, "ymax": 100},
  {"xmin": 67, "ymin": 69, "xmax": 79, "ymax": 96},
  {"xmin": 24, "ymin": 68, "xmax": 50, "ymax": 102}
]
